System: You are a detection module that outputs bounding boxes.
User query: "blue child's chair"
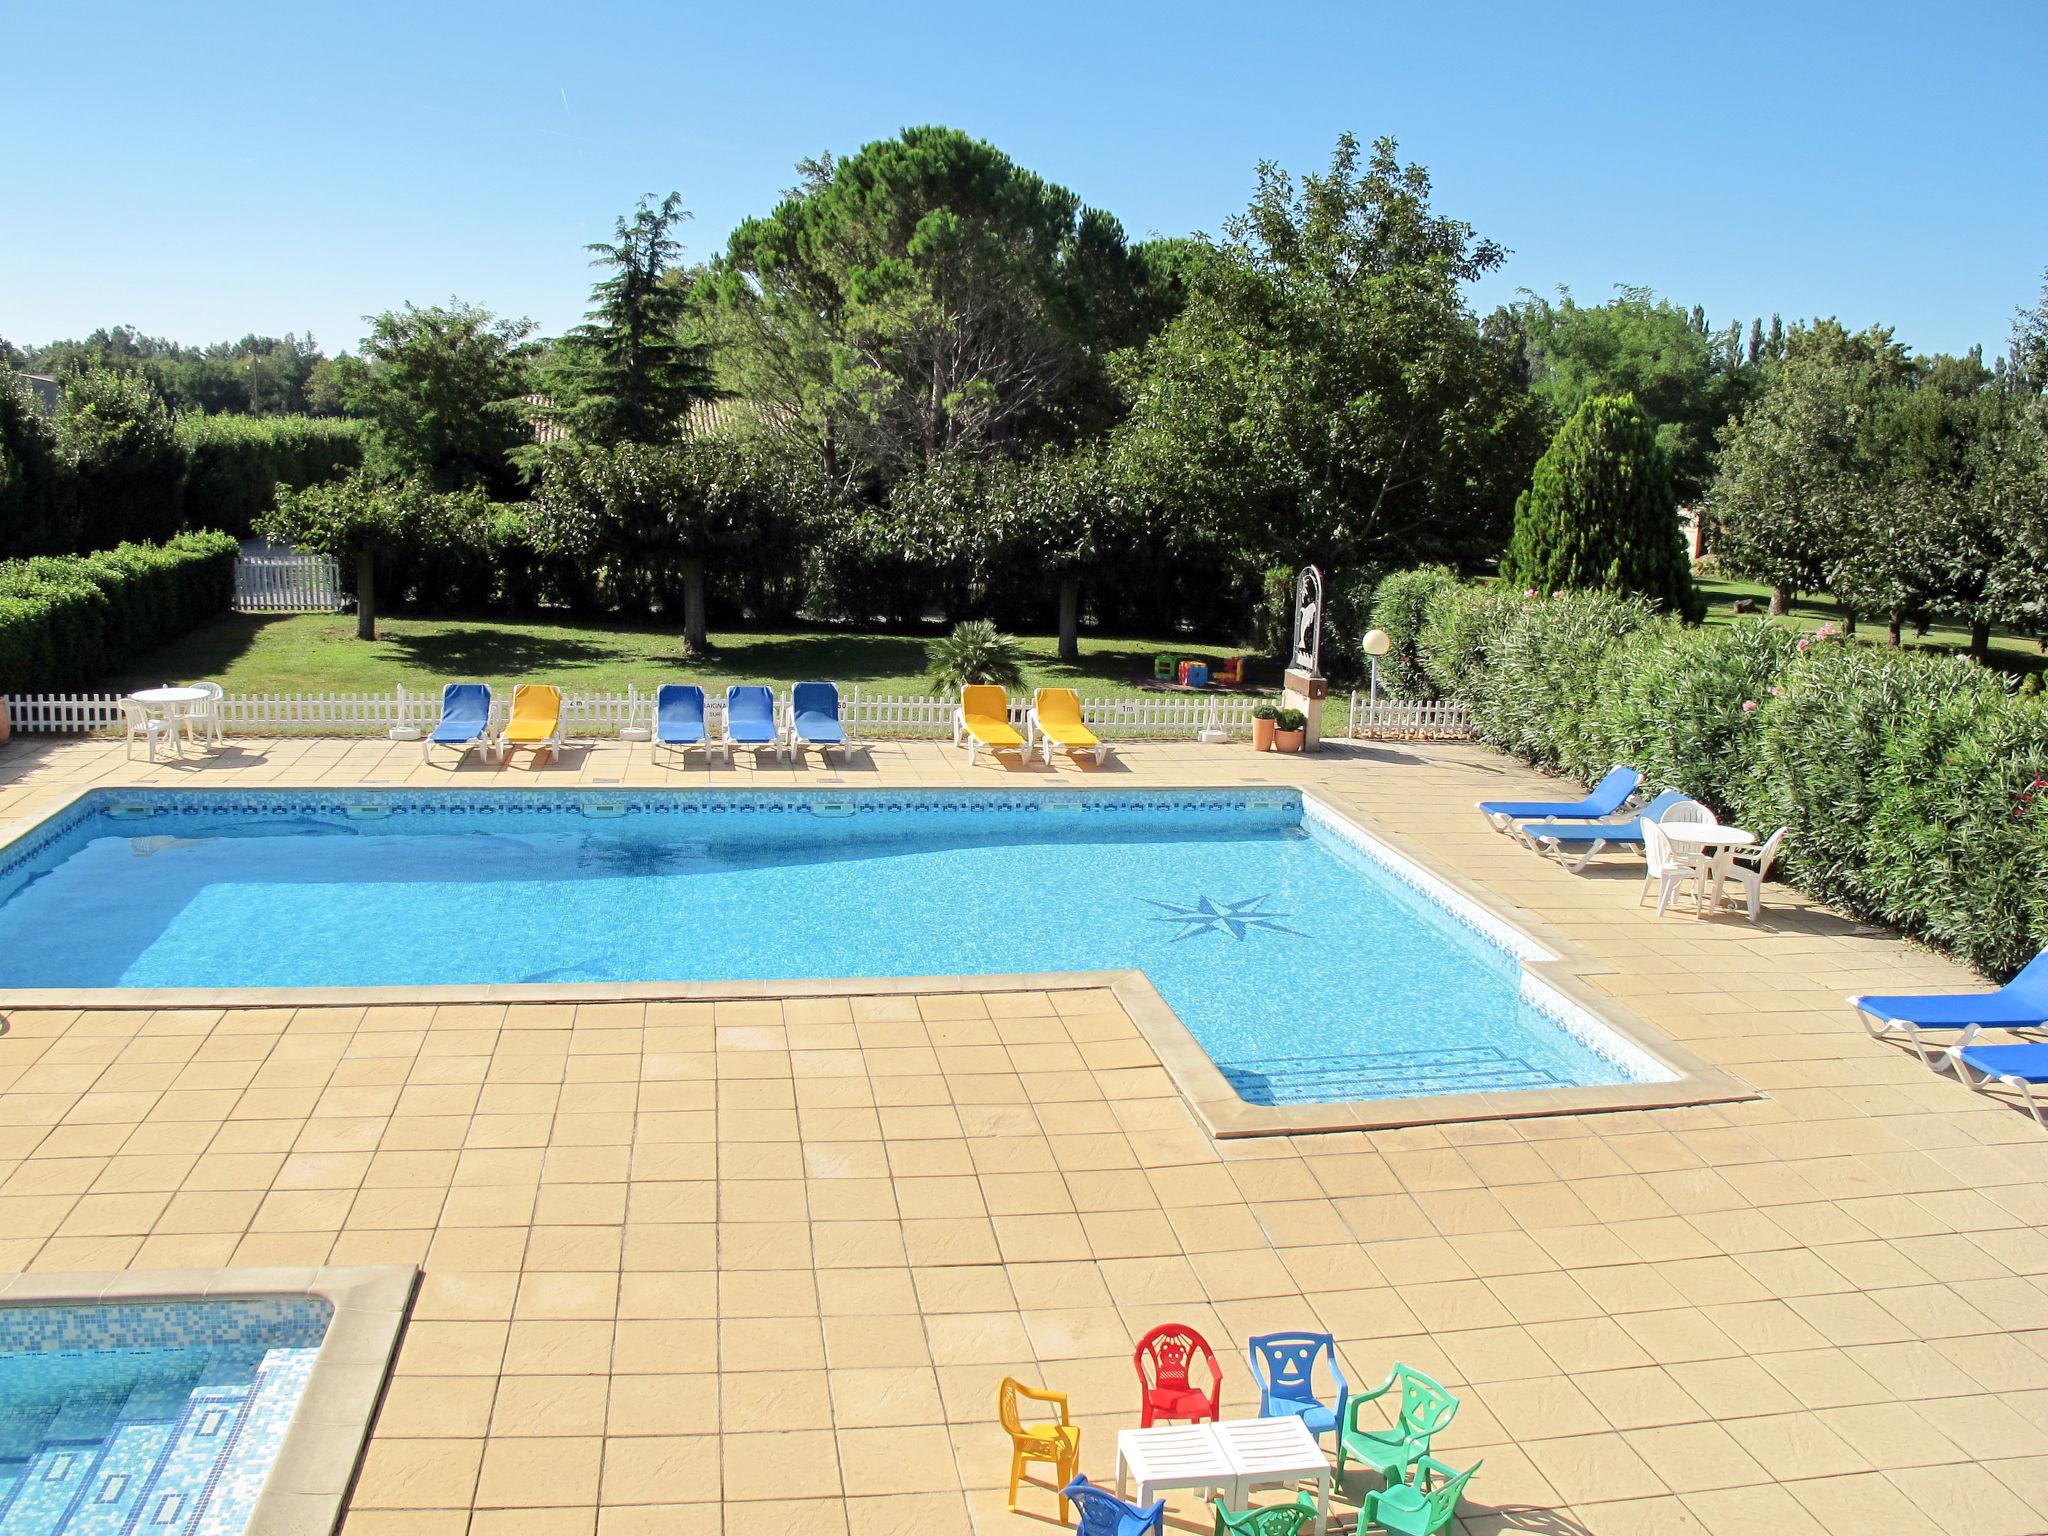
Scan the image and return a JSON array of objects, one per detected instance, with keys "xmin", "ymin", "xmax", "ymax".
[
  {"xmin": 1247, "ymin": 1331, "xmax": 1350, "ymax": 1444},
  {"xmin": 1062, "ymin": 1477, "xmax": 1165, "ymax": 1536}
]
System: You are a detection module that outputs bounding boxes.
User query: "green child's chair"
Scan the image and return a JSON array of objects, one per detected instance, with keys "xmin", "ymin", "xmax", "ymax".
[
  {"xmin": 1212, "ymin": 1492, "xmax": 1319, "ymax": 1536},
  {"xmin": 1334, "ymin": 1363, "xmax": 1457, "ymax": 1486},
  {"xmin": 1362, "ymin": 1456, "xmax": 1481, "ymax": 1536},
  {"xmin": 1153, "ymin": 654, "xmax": 1178, "ymax": 681}
]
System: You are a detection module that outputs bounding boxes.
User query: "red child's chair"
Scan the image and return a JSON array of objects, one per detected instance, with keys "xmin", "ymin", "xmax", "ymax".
[
  {"xmin": 1213, "ymin": 657, "xmax": 1246, "ymax": 687},
  {"xmin": 1134, "ymin": 1322, "xmax": 1224, "ymax": 1427}
]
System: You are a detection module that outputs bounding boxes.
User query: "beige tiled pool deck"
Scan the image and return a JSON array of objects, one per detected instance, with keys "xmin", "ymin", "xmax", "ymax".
[{"xmin": 3, "ymin": 732, "xmax": 2046, "ymax": 1535}]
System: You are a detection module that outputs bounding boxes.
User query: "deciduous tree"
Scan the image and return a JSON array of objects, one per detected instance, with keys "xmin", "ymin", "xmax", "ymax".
[
  {"xmin": 349, "ymin": 301, "xmax": 534, "ymax": 495},
  {"xmin": 1112, "ymin": 133, "xmax": 1543, "ymax": 579}
]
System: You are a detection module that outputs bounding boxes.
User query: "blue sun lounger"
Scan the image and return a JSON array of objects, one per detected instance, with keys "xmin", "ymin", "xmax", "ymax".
[
  {"xmin": 1479, "ymin": 765, "xmax": 1641, "ymax": 832},
  {"xmin": 654, "ymin": 684, "xmax": 707, "ymax": 763},
  {"xmin": 1852, "ymin": 949, "xmax": 2048, "ymax": 1067},
  {"xmin": 423, "ymin": 682, "xmax": 492, "ymax": 765},
  {"xmin": 789, "ymin": 681, "xmax": 849, "ymax": 762},
  {"xmin": 1516, "ymin": 788, "xmax": 1691, "ymax": 872},
  {"xmin": 723, "ymin": 685, "xmax": 782, "ymax": 762},
  {"xmin": 1950, "ymin": 1039, "xmax": 2048, "ymax": 1128}
]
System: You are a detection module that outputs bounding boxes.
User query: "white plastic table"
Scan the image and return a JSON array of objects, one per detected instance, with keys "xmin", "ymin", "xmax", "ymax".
[
  {"xmin": 128, "ymin": 687, "xmax": 211, "ymax": 758},
  {"xmin": 1661, "ymin": 824, "xmax": 1758, "ymax": 911},
  {"xmin": 1213, "ymin": 1416, "xmax": 1331, "ymax": 1535},
  {"xmin": 1660, "ymin": 823, "xmax": 1756, "ymax": 853},
  {"xmin": 1114, "ymin": 1423, "xmax": 1235, "ymax": 1511}
]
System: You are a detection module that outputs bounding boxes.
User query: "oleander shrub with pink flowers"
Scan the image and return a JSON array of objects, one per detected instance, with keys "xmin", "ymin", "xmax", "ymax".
[{"xmin": 1394, "ymin": 575, "xmax": 2048, "ymax": 978}]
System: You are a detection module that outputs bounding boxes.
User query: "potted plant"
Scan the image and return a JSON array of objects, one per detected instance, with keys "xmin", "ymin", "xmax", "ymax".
[
  {"xmin": 1250, "ymin": 702, "xmax": 1279, "ymax": 752},
  {"xmin": 1273, "ymin": 707, "xmax": 1307, "ymax": 753}
]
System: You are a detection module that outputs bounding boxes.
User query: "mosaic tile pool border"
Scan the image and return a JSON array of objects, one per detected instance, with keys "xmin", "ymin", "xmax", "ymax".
[
  {"xmin": 0, "ymin": 1295, "xmax": 330, "ymax": 1356},
  {"xmin": 0, "ymin": 783, "xmax": 1301, "ymax": 894},
  {"xmin": 0, "ymin": 1267, "xmax": 416, "ymax": 1536}
]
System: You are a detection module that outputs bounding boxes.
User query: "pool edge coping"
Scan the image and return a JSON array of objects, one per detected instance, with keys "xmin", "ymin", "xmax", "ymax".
[
  {"xmin": 0, "ymin": 780, "xmax": 1756, "ymax": 1135},
  {"xmin": 0, "ymin": 1263, "xmax": 417, "ymax": 1536}
]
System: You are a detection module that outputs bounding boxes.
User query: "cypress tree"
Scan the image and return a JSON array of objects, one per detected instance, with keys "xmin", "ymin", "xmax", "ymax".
[{"xmin": 1500, "ymin": 393, "xmax": 1696, "ymax": 616}]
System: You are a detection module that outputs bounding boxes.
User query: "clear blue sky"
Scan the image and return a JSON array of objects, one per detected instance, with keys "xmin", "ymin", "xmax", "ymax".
[{"xmin": 5, "ymin": 0, "xmax": 2043, "ymax": 360}]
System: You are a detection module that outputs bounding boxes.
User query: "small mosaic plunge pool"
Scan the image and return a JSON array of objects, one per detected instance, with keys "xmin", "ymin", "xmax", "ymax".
[
  {"xmin": 0, "ymin": 1297, "xmax": 329, "ymax": 1536},
  {"xmin": 0, "ymin": 787, "xmax": 1673, "ymax": 1105}
]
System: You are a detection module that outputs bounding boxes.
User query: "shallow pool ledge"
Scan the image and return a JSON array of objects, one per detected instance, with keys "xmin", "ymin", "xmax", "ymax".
[{"xmin": 0, "ymin": 1265, "xmax": 417, "ymax": 1536}]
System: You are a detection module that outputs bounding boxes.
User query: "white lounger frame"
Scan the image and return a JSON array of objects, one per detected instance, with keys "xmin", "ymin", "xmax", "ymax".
[{"xmin": 1025, "ymin": 704, "xmax": 1112, "ymax": 766}]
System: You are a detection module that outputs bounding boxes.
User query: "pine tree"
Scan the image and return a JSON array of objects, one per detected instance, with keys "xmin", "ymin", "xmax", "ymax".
[
  {"xmin": 1500, "ymin": 393, "xmax": 1696, "ymax": 615},
  {"xmin": 1766, "ymin": 314, "xmax": 1785, "ymax": 361},
  {"xmin": 542, "ymin": 192, "xmax": 714, "ymax": 446},
  {"xmin": 1747, "ymin": 318, "xmax": 1765, "ymax": 367}
]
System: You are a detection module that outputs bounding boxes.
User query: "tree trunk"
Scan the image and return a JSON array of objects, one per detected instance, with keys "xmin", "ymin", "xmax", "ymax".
[
  {"xmin": 1888, "ymin": 613, "xmax": 1903, "ymax": 647},
  {"xmin": 1841, "ymin": 608, "xmax": 1857, "ymax": 637},
  {"xmin": 680, "ymin": 556, "xmax": 708, "ymax": 656},
  {"xmin": 355, "ymin": 549, "xmax": 377, "ymax": 641},
  {"xmin": 1970, "ymin": 618, "xmax": 1991, "ymax": 659},
  {"xmin": 1057, "ymin": 576, "xmax": 1080, "ymax": 665},
  {"xmin": 1769, "ymin": 584, "xmax": 1792, "ymax": 617}
]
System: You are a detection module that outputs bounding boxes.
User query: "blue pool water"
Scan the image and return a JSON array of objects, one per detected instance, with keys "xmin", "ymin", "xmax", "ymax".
[
  {"xmin": 0, "ymin": 788, "xmax": 1665, "ymax": 1103},
  {"xmin": 0, "ymin": 1298, "xmax": 328, "ymax": 1536}
]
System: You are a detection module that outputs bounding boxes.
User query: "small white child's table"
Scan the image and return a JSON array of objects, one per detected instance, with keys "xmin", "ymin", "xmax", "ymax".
[
  {"xmin": 1114, "ymin": 1416, "xmax": 1331, "ymax": 1534},
  {"xmin": 1213, "ymin": 1416, "xmax": 1332, "ymax": 1534},
  {"xmin": 1114, "ymin": 1422, "xmax": 1236, "ymax": 1511}
]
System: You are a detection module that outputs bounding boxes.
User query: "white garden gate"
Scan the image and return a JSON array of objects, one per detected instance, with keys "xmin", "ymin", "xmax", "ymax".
[{"xmin": 234, "ymin": 554, "xmax": 346, "ymax": 613}]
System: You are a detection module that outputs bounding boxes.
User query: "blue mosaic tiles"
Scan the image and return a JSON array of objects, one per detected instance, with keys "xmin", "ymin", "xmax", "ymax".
[{"xmin": 0, "ymin": 1298, "xmax": 330, "ymax": 1536}]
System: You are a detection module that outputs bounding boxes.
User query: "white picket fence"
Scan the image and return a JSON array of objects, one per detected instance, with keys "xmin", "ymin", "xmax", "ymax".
[
  {"xmin": 2, "ymin": 684, "xmax": 1468, "ymax": 742},
  {"xmin": 234, "ymin": 554, "xmax": 346, "ymax": 612},
  {"xmin": 1346, "ymin": 694, "xmax": 1472, "ymax": 739}
]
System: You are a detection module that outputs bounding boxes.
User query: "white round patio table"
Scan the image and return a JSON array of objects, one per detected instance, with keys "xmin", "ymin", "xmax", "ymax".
[
  {"xmin": 128, "ymin": 687, "xmax": 212, "ymax": 759},
  {"xmin": 1660, "ymin": 823, "xmax": 1756, "ymax": 852},
  {"xmin": 1660, "ymin": 824, "xmax": 1758, "ymax": 913},
  {"xmin": 128, "ymin": 686, "xmax": 211, "ymax": 708}
]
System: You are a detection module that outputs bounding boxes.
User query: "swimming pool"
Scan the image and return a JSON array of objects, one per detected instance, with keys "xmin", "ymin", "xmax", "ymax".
[
  {"xmin": 0, "ymin": 787, "xmax": 1672, "ymax": 1105},
  {"xmin": 0, "ymin": 1297, "xmax": 327, "ymax": 1536}
]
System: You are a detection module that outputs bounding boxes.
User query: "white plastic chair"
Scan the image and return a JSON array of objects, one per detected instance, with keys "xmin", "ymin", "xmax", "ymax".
[
  {"xmin": 1659, "ymin": 798, "xmax": 1712, "ymax": 827},
  {"xmin": 180, "ymin": 681, "xmax": 225, "ymax": 748},
  {"xmin": 119, "ymin": 699, "xmax": 171, "ymax": 762},
  {"xmin": 1714, "ymin": 826, "xmax": 1787, "ymax": 922},
  {"xmin": 1640, "ymin": 817, "xmax": 1709, "ymax": 916}
]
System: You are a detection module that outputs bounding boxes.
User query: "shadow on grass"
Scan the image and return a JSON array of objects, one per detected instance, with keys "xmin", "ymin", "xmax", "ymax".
[
  {"xmin": 101, "ymin": 613, "xmax": 288, "ymax": 690},
  {"xmin": 381, "ymin": 626, "xmax": 655, "ymax": 678},
  {"xmin": 705, "ymin": 632, "xmax": 935, "ymax": 685}
]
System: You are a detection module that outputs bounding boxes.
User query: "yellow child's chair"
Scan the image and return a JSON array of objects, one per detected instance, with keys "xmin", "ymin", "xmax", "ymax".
[{"xmin": 999, "ymin": 1376, "xmax": 1080, "ymax": 1521}]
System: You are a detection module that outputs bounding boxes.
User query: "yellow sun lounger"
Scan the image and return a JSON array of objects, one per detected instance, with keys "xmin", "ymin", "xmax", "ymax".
[
  {"xmin": 953, "ymin": 685, "xmax": 1024, "ymax": 766},
  {"xmin": 1028, "ymin": 687, "xmax": 1111, "ymax": 766},
  {"xmin": 498, "ymin": 683, "xmax": 564, "ymax": 763}
]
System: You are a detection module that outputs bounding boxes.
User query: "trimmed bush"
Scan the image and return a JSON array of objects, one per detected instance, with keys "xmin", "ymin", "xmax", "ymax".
[
  {"xmin": 1369, "ymin": 565, "xmax": 1460, "ymax": 699},
  {"xmin": 0, "ymin": 531, "xmax": 236, "ymax": 693},
  {"xmin": 1401, "ymin": 570, "xmax": 2048, "ymax": 980},
  {"xmin": 179, "ymin": 414, "xmax": 367, "ymax": 537}
]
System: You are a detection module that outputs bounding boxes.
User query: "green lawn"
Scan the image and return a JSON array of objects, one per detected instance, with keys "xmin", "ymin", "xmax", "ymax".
[
  {"xmin": 1693, "ymin": 572, "xmax": 2046, "ymax": 677},
  {"xmin": 108, "ymin": 613, "xmax": 1279, "ymax": 701}
]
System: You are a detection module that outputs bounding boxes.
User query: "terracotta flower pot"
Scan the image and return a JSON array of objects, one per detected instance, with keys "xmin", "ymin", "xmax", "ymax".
[
  {"xmin": 0, "ymin": 694, "xmax": 10, "ymax": 747},
  {"xmin": 1251, "ymin": 717, "xmax": 1276, "ymax": 751},
  {"xmin": 1274, "ymin": 727, "xmax": 1305, "ymax": 754}
]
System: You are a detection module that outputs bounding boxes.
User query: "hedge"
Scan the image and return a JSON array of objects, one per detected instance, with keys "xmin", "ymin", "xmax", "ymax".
[
  {"xmin": 0, "ymin": 531, "xmax": 237, "ymax": 693},
  {"xmin": 179, "ymin": 415, "xmax": 367, "ymax": 537},
  {"xmin": 1381, "ymin": 574, "xmax": 2048, "ymax": 981}
]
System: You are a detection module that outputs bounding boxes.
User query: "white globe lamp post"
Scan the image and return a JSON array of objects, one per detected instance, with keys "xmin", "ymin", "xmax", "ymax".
[{"xmin": 1362, "ymin": 628, "xmax": 1393, "ymax": 714}]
